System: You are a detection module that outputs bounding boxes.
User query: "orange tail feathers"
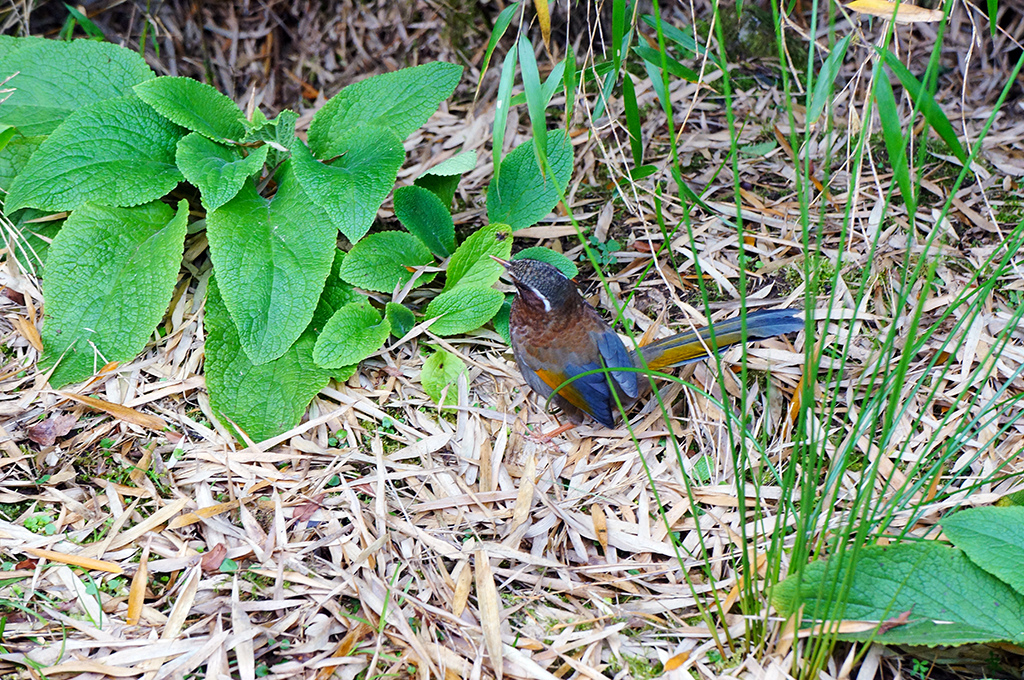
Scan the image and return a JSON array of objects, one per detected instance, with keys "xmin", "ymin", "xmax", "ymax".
[{"xmin": 633, "ymin": 308, "xmax": 803, "ymax": 372}]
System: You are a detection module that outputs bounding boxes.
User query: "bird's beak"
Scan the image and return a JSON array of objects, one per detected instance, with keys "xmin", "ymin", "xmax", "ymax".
[{"xmin": 489, "ymin": 255, "xmax": 511, "ymax": 268}]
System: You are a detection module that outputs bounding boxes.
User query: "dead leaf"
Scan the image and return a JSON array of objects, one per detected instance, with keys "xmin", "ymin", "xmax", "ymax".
[
  {"xmin": 847, "ymin": 0, "xmax": 944, "ymax": 22},
  {"xmin": 474, "ymin": 550, "xmax": 504, "ymax": 680},
  {"xmin": 201, "ymin": 543, "xmax": 228, "ymax": 572},
  {"xmin": 26, "ymin": 413, "xmax": 79, "ymax": 446},
  {"xmin": 59, "ymin": 392, "xmax": 166, "ymax": 430}
]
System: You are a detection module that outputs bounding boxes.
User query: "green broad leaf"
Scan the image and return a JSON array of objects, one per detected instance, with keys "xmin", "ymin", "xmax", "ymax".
[
  {"xmin": 425, "ymin": 286, "xmax": 505, "ymax": 336},
  {"xmin": 493, "ymin": 295, "xmax": 513, "ymax": 344},
  {"xmin": 487, "ymin": 129, "xmax": 574, "ymax": 230},
  {"xmin": 0, "ymin": 39, "xmax": 154, "ymax": 136},
  {"xmin": 307, "ymin": 62, "xmax": 463, "ymax": 156},
  {"xmin": 134, "ymin": 76, "xmax": 247, "ymax": 142},
  {"xmin": 6, "ymin": 210, "xmax": 64, "ymax": 274},
  {"xmin": 385, "ymin": 302, "xmax": 416, "ymax": 338},
  {"xmin": 0, "ymin": 36, "xmax": 46, "ymax": 62},
  {"xmin": 312, "ymin": 300, "xmax": 391, "ymax": 369},
  {"xmin": 444, "ymin": 223, "xmax": 513, "ymax": 292},
  {"xmin": 40, "ymin": 200, "xmax": 188, "ymax": 388},
  {"xmin": 942, "ymin": 506, "xmax": 1024, "ymax": 595},
  {"xmin": 0, "ymin": 134, "xmax": 45, "ymax": 193},
  {"xmin": 513, "ymin": 247, "xmax": 578, "ymax": 278},
  {"xmin": 0, "ymin": 125, "xmax": 16, "ymax": 153},
  {"xmin": 772, "ymin": 542, "xmax": 1024, "ymax": 646},
  {"xmin": 309, "ymin": 250, "xmax": 365, "ymax": 332},
  {"xmin": 807, "ymin": 35, "xmax": 852, "ymax": 124},
  {"xmin": 176, "ymin": 133, "xmax": 269, "ymax": 211},
  {"xmin": 393, "ymin": 185, "xmax": 456, "ymax": 257},
  {"xmin": 874, "ymin": 69, "xmax": 916, "ymax": 215},
  {"xmin": 205, "ymin": 278, "xmax": 331, "ymax": 443},
  {"xmin": 291, "ymin": 129, "xmax": 404, "ymax": 243},
  {"xmin": 421, "ymin": 348, "xmax": 467, "ymax": 406},
  {"xmin": 881, "ymin": 49, "xmax": 968, "ymax": 164},
  {"xmin": 338, "ymin": 231, "xmax": 435, "ymax": 293},
  {"xmin": 414, "ymin": 150, "xmax": 477, "ymax": 208},
  {"xmin": 5, "ymin": 96, "xmax": 185, "ymax": 213},
  {"xmin": 475, "ymin": 2, "xmax": 520, "ymax": 98},
  {"xmin": 206, "ymin": 163, "xmax": 336, "ymax": 365},
  {"xmin": 739, "ymin": 141, "xmax": 777, "ymax": 156},
  {"xmin": 633, "ymin": 44, "xmax": 700, "ymax": 83}
]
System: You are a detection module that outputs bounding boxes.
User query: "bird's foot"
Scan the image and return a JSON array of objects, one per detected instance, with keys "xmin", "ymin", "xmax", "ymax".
[{"xmin": 530, "ymin": 422, "xmax": 576, "ymax": 442}]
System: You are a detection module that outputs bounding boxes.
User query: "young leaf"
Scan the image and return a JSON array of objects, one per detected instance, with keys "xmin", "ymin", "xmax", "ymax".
[
  {"xmin": 176, "ymin": 133, "xmax": 269, "ymax": 211},
  {"xmin": 425, "ymin": 286, "xmax": 505, "ymax": 336},
  {"xmin": 291, "ymin": 130, "xmax": 404, "ymax": 243},
  {"xmin": 513, "ymin": 247, "xmax": 579, "ymax": 278},
  {"xmin": 309, "ymin": 250, "xmax": 365, "ymax": 332},
  {"xmin": 135, "ymin": 76, "xmax": 248, "ymax": 142},
  {"xmin": 307, "ymin": 62, "xmax": 463, "ymax": 156},
  {"xmin": 445, "ymin": 223, "xmax": 513, "ymax": 292},
  {"xmin": 206, "ymin": 163, "xmax": 336, "ymax": 365},
  {"xmin": 487, "ymin": 129, "xmax": 573, "ymax": 230},
  {"xmin": 205, "ymin": 278, "xmax": 331, "ymax": 443},
  {"xmin": 874, "ymin": 68, "xmax": 916, "ymax": 215},
  {"xmin": 385, "ymin": 302, "xmax": 416, "ymax": 338},
  {"xmin": 807, "ymin": 35, "xmax": 852, "ymax": 124},
  {"xmin": 881, "ymin": 49, "xmax": 967, "ymax": 164},
  {"xmin": 243, "ymin": 109, "xmax": 297, "ymax": 170},
  {"xmin": 563, "ymin": 47, "xmax": 577, "ymax": 124},
  {"xmin": 5, "ymin": 96, "xmax": 185, "ymax": 213},
  {"xmin": 0, "ymin": 39, "xmax": 153, "ymax": 136},
  {"xmin": 421, "ymin": 348, "xmax": 468, "ymax": 405},
  {"xmin": 338, "ymin": 231, "xmax": 434, "ymax": 293},
  {"xmin": 622, "ymin": 73, "xmax": 643, "ymax": 166},
  {"xmin": 493, "ymin": 42, "xmax": 519, "ymax": 178},
  {"xmin": 476, "ymin": 2, "xmax": 520, "ymax": 98},
  {"xmin": 393, "ymin": 185, "xmax": 456, "ymax": 257},
  {"xmin": 40, "ymin": 200, "xmax": 188, "ymax": 388},
  {"xmin": 518, "ymin": 34, "xmax": 549, "ymax": 176},
  {"xmin": 414, "ymin": 150, "xmax": 477, "ymax": 208},
  {"xmin": 313, "ymin": 300, "xmax": 391, "ymax": 369}
]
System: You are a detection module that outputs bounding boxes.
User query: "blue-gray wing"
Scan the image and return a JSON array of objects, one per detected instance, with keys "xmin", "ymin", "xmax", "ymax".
[{"xmin": 594, "ymin": 329, "xmax": 638, "ymax": 400}]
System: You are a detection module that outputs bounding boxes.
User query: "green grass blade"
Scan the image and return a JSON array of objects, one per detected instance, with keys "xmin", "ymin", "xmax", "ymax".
[
  {"xmin": 881, "ymin": 48, "xmax": 967, "ymax": 163},
  {"xmin": 517, "ymin": 34, "xmax": 549, "ymax": 176},
  {"xmin": 492, "ymin": 42, "xmax": 519, "ymax": 179},
  {"xmin": 475, "ymin": 2, "xmax": 521, "ymax": 99},
  {"xmin": 807, "ymin": 34, "xmax": 851, "ymax": 124},
  {"xmin": 622, "ymin": 73, "xmax": 643, "ymax": 166},
  {"xmin": 564, "ymin": 47, "xmax": 577, "ymax": 124},
  {"xmin": 509, "ymin": 59, "xmax": 565, "ymax": 107},
  {"xmin": 873, "ymin": 68, "xmax": 916, "ymax": 215},
  {"xmin": 639, "ymin": 13, "xmax": 724, "ymax": 69},
  {"xmin": 633, "ymin": 44, "xmax": 700, "ymax": 82}
]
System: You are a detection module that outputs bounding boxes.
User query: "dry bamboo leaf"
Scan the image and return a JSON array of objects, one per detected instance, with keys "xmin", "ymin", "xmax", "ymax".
[
  {"xmin": 508, "ymin": 453, "xmax": 536, "ymax": 530},
  {"xmin": 79, "ymin": 496, "xmax": 189, "ymax": 558},
  {"xmin": 591, "ymin": 504, "xmax": 609, "ymax": 554},
  {"xmin": 664, "ymin": 651, "xmax": 690, "ymax": 671},
  {"xmin": 25, "ymin": 547, "xmax": 123, "ymax": 574},
  {"xmin": 168, "ymin": 499, "xmax": 240, "ymax": 529},
  {"xmin": 59, "ymin": 392, "xmax": 167, "ymax": 430},
  {"xmin": 452, "ymin": 561, "xmax": 473, "ymax": 617},
  {"xmin": 126, "ymin": 542, "xmax": 150, "ymax": 626},
  {"xmin": 316, "ymin": 622, "xmax": 373, "ymax": 680},
  {"xmin": 533, "ymin": 0, "xmax": 551, "ymax": 50},
  {"xmin": 11, "ymin": 315, "xmax": 43, "ymax": 351},
  {"xmin": 43, "ymin": 661, "xmax": 136, "ymax": 677},
  {"xmin": 474, "ymin": 550, "xmax": 503, "ymax": 680},
  {"xmin": 846, "ymin": 0, "xmax": 943, "ymax": 22},
  {"xmin": 55, "ymin": 565, "xmax": 104, "ymax": 623}
]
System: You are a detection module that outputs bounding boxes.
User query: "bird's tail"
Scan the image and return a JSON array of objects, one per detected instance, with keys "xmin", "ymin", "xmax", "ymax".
[{"xmin": 633, "ymin": 308, "xmax": 803, "ymax": 372}]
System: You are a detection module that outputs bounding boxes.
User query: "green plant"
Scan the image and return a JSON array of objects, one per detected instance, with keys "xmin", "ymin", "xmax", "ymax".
[
  {"xmin": 0, "ymin": 37, "xmax": 575, "ymax": 442},
  {"xmin": 579, "ymin": 235, "xmax": 621, "ymax": 268},
  {"xmin": 23, "ymin": 513, "xmax": 56, "ymax": 535}
]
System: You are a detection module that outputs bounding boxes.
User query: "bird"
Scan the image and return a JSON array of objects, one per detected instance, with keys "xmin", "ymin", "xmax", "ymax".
[{"xmin": 494, "ymin": 256, "xmax": 804, "ymax": 432}]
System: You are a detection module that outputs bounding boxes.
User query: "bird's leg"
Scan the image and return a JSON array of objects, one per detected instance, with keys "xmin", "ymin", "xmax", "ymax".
[{"xmin": 532, "ymin": 421, "xmax": 577, "ymax": 441}]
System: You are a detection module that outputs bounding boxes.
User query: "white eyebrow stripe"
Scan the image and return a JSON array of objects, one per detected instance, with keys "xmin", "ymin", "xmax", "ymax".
[{"xmin": 523, "ymin": 282, "xmax": 552, "ymax": 312}]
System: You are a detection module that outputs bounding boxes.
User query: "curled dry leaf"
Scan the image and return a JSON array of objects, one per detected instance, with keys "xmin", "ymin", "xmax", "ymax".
[
  {"xmin": 201, "ymin": 543, "xmax": 228, "ymax": 572},
  {"xmin": 26, "ymin": 413, "xmax": 79, "ymax": 446}
]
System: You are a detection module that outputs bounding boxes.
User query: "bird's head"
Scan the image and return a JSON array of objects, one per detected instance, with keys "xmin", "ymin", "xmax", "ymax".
[{"xmin": 491, "ymin": 256, "xmax": 580, "ymax": 314}]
